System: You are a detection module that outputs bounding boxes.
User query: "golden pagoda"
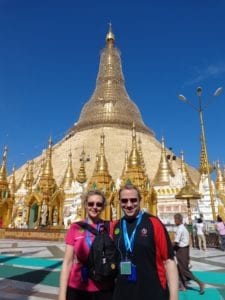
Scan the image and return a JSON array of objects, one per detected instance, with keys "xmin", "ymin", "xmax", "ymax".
[
  {"xmin": 153, "ymin": 137, "xmax": 174, "ymax": 186},
  {"xmin": 3, "ymin": 26, "xmax": 202, "ymax": 231},
  {"xmin": 14, "ymin": 26, "xmax": 198, "ymax": 185},
  {"xmin": 69, "ymin": 25, "xmax": 153, "ymax": 136}
]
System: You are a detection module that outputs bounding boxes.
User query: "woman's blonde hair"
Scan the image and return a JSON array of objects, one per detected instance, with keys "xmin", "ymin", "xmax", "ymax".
[{"xmin": 82, "ymin": 189, "xmax": 106, "ymax": 207}]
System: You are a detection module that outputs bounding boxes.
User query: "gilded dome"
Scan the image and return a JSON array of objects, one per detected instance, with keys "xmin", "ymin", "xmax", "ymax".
[{"xmin": 69, "ymin": 27, "xmax": 153, "ymax": 136}]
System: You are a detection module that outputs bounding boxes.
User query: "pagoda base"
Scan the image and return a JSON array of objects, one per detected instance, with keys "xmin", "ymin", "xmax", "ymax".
[{"xmin": 0, "ymin": 228, "xmax": 66, "ymax": 241}]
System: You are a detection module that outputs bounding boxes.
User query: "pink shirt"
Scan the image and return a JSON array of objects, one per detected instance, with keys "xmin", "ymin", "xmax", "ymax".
[
  {"xmin": 65, "ymin": 221, "xmax": 114, "ymax": 291},
  {"xmin": 216, "ymin": 222, "xmax": 225, "ymax": 236}
]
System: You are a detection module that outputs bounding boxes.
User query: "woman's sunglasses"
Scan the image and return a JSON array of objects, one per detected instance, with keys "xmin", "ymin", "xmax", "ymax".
[
  {"xmin": 87, "ymin": 202, "xmax": 104, "ymax": 208},
  {"xmin": 120, "ymin": 198, "xmax": 138, "ymax": 204}
]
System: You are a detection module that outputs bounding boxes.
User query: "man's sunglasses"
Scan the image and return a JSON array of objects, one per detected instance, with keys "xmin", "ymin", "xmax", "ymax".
[
  {"xmin": 120, "ymin": 198, "xmax": 138, "ymax": 204},
  {"xmin": 87, "ymin": 202, "xmax": 104, "ymax": 208}
]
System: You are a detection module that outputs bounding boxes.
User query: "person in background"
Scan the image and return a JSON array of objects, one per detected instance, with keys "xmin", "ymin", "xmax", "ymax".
[
  {"xmin": 173, "ymin": 213, "xmax": 205, "ymax": 294},
  {"xmin": 58, "ymin": 190, "xmax": 114, "ymax": 300},
  {"xmin": 113, "ymin": 184, "xmax": 178, "ymax": 300},
  {"xmin": 196, "ymin": 218, "xmax": 207, "ymax": 251},
  {"xmin": 216, "ymin": 215, "xmax": 225, "ymax": 251}
]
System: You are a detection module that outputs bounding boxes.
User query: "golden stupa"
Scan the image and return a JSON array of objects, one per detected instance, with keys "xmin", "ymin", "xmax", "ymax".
[
  {"xmin": 0, "ymin": 26, "xmax": 200, "ymax": 231},
  {"xmin": 15, "ymin": 26, "xmax": 198, "ymax": 183}
]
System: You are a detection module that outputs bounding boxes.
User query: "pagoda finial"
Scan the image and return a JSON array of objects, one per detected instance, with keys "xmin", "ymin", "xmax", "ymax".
[
  {"xmin": 199, "ymin": 134, "xmax": 213, "ymax": 175},
  {"xmin": 48, "ymin": 136, "xmax": 53, "ymax": 148},
  {"xmin": 106, "ymin": 22, "xmax": 115, "ymax": 44},
  {"xmin": 128, "ymin": 123, "xmax": 140, "ymax": 167},
  {"xmin": 42, "ymin": 138, "xmax": 53, "ymax": 177},
  {"xmin": 99, "ymin": 132, "xmax": 108, "ymax": 171},
  {"xmin": 38, "ymin": 139, "xmax": 56, "ymax": 195},
  {"xmin": 215, "ymin": 161, "xmax": 225, "ymax": 193},
  {"xmin": 88, "ymin": 134, "xmax": 113, "ymax": 192},
  {"xmin": 153, "ymin": 137, "xmax": 173, "ymax": 186},
  {"xmin": 76, "ymin": 149, "xmax": 87, "ymax": 184},
  {"xmin": 0, "ymin": 146, "xmax": 8, "ymax": 185},
  {"xmin": 122, "ymin": 125, "xmax": 149, "ymax": 190},
  {"xmin": 61, "ymin": 150, "xmax": 75, "ymax": 188}
]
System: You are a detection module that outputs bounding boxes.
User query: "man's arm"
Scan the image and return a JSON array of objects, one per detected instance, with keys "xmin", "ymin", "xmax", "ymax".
[{"xmin": 165, "ymin": 259, "xmax": 178, "ymax": 300}]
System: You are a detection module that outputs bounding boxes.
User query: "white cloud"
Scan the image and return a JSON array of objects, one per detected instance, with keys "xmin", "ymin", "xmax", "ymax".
[{"xmin": 183, "ymin": 62, "xmax": 225, "ymax": 87}]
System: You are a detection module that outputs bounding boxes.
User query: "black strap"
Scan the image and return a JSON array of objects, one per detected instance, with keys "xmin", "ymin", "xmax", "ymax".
[{"xmin": 76, "ymin": 221, "xmax": 110, "ymax": 235}]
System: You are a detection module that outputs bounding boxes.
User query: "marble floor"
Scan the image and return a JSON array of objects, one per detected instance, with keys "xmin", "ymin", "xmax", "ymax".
[{"xmin": 0, "ymin": 239, "xmax": 225, "ymax": 299}]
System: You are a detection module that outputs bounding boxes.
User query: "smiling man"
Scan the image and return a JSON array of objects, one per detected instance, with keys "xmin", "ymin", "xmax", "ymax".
[{"xmin": 113, "ymin": 184, "xmax": 178, "ymax": 300}]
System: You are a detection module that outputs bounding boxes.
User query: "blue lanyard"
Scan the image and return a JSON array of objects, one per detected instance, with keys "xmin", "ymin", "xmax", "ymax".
[
  {"xmin": 122, "ymin": 212, "xmax": 143, "ymax": 253},
  {"xmin": 85, "ymin": 220, "xmax": 101, "ymax": 249}
]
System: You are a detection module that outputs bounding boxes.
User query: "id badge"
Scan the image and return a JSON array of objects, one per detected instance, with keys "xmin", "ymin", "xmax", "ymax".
[
  {"xmin": 120, "ymin": 261, "xmax": 131, "ymax": 275},
  {"xmin": 128, "ymin": 264, "xmax": 137, "ymax": 282}
]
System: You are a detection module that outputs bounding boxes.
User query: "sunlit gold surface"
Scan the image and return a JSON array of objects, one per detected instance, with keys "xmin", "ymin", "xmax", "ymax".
[
  {"xmin": 76, "ymin": 150, "xmax": 87, "ymax": 184},
  {"xmin": 69, "ymin": 27, "xmax": 153, "ymax": 136},
  {"xmin": 153, "ymin": 137, "xmax": 174, "ymax": 186},
  {"xmin": 0, "ymin": 147, "xmax": 8, "ymax": 189},
  {"xmin": 61, "ymin": 151, "xmax": 74, "ymax": 189},
  {"xmin": 199, "ymin": 135, "xmax": 213, "ymax": 174},
  {"xmin": 215, "ymin": 161, "xmax": 225, "ymax": 193}
]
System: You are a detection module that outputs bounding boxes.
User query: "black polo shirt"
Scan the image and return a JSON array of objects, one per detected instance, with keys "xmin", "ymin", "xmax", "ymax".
[{"xmin": 113, "ymin": 212, "xmax": 174, "ymax": 300}]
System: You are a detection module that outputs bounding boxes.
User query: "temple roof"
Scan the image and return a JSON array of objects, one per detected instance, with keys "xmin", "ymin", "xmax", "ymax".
[{"xmin": 69, "ymin": 25, "xmax": 153, "ymax": 136}]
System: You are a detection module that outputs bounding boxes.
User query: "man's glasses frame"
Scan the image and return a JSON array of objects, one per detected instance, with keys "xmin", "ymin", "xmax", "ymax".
[{"xmin": 120, "ymin": 198, "xmax": 138, "ymax": 204}]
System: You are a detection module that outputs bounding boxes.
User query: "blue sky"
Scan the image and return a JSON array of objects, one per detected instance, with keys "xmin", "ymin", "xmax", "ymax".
[{"xmin": 0, "ymin": 0, "xmax": 225, "ymax": 174}]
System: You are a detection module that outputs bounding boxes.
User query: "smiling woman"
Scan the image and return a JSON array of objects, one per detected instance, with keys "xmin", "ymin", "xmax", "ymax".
[{"xmin": 58, "ymin": 189, "xmax": 115, "ymax": 300}]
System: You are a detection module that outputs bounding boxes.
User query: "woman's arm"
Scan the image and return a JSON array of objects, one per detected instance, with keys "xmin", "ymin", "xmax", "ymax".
[{"xmin": 58, "ymin": 244, "xmax": 74, "ymax": 300}]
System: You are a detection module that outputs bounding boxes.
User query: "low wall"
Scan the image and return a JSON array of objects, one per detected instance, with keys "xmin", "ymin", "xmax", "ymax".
[{"xmin": 0, "ymin": 228, "xmax": 66, "ymax": 241}]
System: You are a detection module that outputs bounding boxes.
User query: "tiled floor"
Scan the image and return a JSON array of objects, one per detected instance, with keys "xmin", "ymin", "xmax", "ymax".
[{"xmin": 0, "ymin": 239, "xmax": 225, "ymax": 299}]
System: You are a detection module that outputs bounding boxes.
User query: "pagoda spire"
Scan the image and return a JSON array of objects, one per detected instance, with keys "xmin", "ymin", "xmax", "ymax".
[
  {"xmin": 88, "ymin": 133, "xmax": 113, "ymax": 190},
  {"xmin": 199, "ymin": 135, "xmax": 213, "ymax": 174},
  {"xmin": 69, "ymin": 27, "xmax": 153, "ymax": 136},
  {"xmin": 180, "ymin": 151, "xmax": 196, "ymax": 188},
  {"xmin": 18, "ymin": 162, "xmax": 30, "ymax": 189},
  {"xmin": 128, "ymin": 123, "xmax": 141, "ymax": 168},
  {"xmin": 153, "ymin": 137, "xmax": 174, "ymax": 186},
  {"xmin": 42, "ymin": 137, "xmax": 54, "ymax": 178},
  {"xmin": 106, "ymin": 22, "xmax": 115, "ymax": 44},
  {"xmin": 98, "ymin": 133, "xmax": 108, "ymax": 172},
  {"xmin": 38, "ymin": 138, "xmax": 56, "ymax": 194},
  {"xmin": 122, "ymin": 124, "xmax": 146, "ymax": 187},
  {"xmin": 61, "ymin": 151, "xmax": 74, "ymax": 189},
  {"xmin": 9, "ymin": 165, "xmax": 17, "ymax": 194},
  {"xmin": 215, "ymin": 161, "xmax": 225, "ymax": 193},
  {"xmin": 76, "ymin": 149, "xmax": 87, "ymax": 184},
  {"xmin": 0, "ymin": 146, "xmax": 9, "ymax": 190}
]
